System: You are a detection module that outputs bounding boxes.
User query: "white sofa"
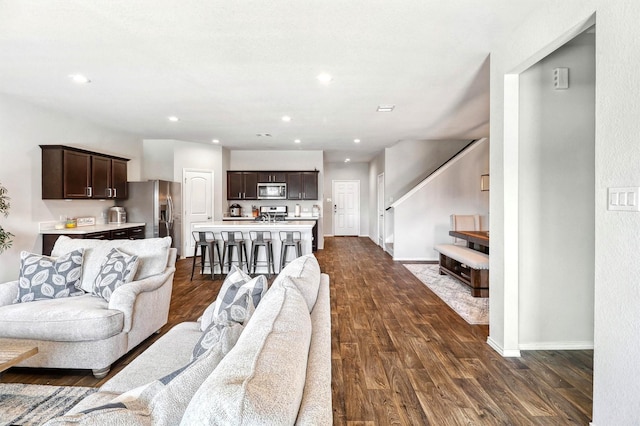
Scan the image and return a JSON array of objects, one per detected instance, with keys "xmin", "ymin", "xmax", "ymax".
[
  {"xmin": 0, "ymin": 236, "xmax": 176, "ymax": 378},
  {"xmin": 47, "ymin": 254, "xmax": 332, "ymax": 425}
]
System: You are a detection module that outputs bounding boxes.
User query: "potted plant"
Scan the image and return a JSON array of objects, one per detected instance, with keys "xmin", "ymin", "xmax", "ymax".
[{"xmin": 0, "ymin": 182, "xmax": 13, "ymax": 253}]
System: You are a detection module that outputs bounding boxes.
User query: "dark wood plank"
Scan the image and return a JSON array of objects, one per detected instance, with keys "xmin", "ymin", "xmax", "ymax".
[{"xmin": 1, "ymin": 236, "xmax": 593, "ymax": 425}]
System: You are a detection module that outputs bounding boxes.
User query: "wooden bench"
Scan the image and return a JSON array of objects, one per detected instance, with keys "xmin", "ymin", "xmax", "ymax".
[{"xmin": 434, "ymin": 244, "xmax": 489, "ymax": 297}]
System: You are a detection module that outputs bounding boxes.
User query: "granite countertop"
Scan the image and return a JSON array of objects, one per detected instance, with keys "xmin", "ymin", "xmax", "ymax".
[{"xmin": 40, "ymin": 222, "xmax": 146, "ymax": 235}]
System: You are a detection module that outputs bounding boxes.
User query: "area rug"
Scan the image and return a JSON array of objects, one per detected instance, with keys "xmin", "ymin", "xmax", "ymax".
[
  {"xmin": 404, "ymin": 264, "xmax": 489, "ymax": 325},
  {"xmin": 0, "ymin": 383, "xmax": 96, "ymax": 426}
]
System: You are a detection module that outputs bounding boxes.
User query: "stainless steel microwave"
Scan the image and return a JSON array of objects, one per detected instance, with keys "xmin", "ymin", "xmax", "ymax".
[{"xmin": 257, "ymin": 182, "xmax": 287, "ymax": 199}]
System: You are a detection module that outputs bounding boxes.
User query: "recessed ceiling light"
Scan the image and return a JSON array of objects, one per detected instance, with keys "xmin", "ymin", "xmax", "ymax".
[
  {"xmin": 354, "ymin": 139, "xmax": 361, "ymax": 143},
  {"xmin": 68, "ymin": 74, "xmax": 91, "ymax": 84},
  {"xmin": 377, "ymin": 105, "xmax": 395, "ymax": 112},
  {"xmin": 294, "ymin": 139, "xmax": 301, "ymax": 144},
  {"xmin": 317, "ymin": 73, "xmax": 333, "ymax": 84},
  {"xmin": 281, "ymin": 115, "xmax": 292, "ymax": 122},
  {"xmin": 212, "ymin": 139, "xmax": 220, "ymax": 144},
  {"xmin": 167, "ymin": 116, "xmax": 179, "ymax": 122},
  {"xmin": 345, "ymin": 158, "xmax": 351, "ymax": 163}
]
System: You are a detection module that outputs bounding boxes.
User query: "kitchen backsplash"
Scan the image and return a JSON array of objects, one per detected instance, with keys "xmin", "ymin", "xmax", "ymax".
[{"xmin": 226, "ymin": 200, "xmax": 321, "ymax": 217}]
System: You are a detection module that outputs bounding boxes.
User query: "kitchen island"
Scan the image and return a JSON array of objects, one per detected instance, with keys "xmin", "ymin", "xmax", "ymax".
[{"xmin": 192, "ymin": 220, "xmax": 315, "ymax": 274}]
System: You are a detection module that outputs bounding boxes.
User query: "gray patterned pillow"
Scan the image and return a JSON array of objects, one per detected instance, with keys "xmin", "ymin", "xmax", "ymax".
[
  {"xmin": 191, "ymin": 321, "xmax": 244, "ymax": 361},
  {"xmin": 200, "ymin": 266, "xmax": 268, "ymax": 331},
  {"xmin": 92, "ymin": 248, "xmax": 140, "ymax": 302},
  {"xmin": 17, "ymin": 249, "xmax": 85, "ymax": 303}
]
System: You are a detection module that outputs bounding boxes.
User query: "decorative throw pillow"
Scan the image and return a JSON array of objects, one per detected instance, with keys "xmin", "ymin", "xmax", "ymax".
[
  {"xmin": 17, "ymin": 249, "xmax": 85, "ymax": 303},
  {"xmin": 92, "ymin": 248, "xmax": 140, "ymax": 302},
  {"xmin": 200, "ymin": 265, "xmax": 268, "ymax": 331},
  {"xmin": 191, "ymin": 321, "xmax": 244, "ymax": 361}
]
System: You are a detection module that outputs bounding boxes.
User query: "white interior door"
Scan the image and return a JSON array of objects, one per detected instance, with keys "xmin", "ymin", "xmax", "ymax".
[
  {"xmin": 183, "ymin": 169, "xmax": 214, "ymax": 257},
  {"xmin": 377, "ymin": 173, "xmax": 385, "ymax": 247},
  {"xmin": 333, "ymin": 180, "xmax": 360, "ymax": 236}
]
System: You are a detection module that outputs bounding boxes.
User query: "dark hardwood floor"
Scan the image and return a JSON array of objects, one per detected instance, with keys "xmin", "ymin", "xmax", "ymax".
[{"xmin": 2, "ymin": 237, "xmax": 593, "ymax": 424}]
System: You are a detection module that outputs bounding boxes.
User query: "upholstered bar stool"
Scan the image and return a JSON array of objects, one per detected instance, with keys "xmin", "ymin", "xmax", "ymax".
[
  {"xmin": 221, "ymin": 231, "xmax": 249, "ymax": 274},
  {"xmin": 190, "ymin": 231, "xmax": 222, "ymax": 280},
  {"xmin": 249, "ymin": 230, "xmax": 275, "ymax": 278},
  {"xmin": 279, "ymin": 231, "xmax": 302, "ymax": 272}
]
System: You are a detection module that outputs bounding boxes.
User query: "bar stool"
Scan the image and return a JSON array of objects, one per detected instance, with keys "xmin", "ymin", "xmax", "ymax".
[
  {"xmin": 279, "ymin": 231, "xmax": 302, "ymax": 272},
  {"xmin": 221, "ymin": 231, "xmax": 249, "ymax": 274},
  {"xmin": 190, "ymin": 231, "xmax": 222, "ymax": 280},
  {"xmin": 249, "ymin": 230, "xmax": 275, "ymax": 278}
]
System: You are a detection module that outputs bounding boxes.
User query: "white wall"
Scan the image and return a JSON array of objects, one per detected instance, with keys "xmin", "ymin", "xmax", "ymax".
[
  {"xmin": 368, "ymin": 151, "xmax": 385, "ymax": 242},
  {"xmin": 490, "ymin": 1, "xmax": 640, "ymax": 423},
  {"xmin": 141, "ymin": 140, "xmax": 174, "ymax": 181},
  {"xmin": 0, "ymin": 94, "xmax": 142, "ymax": 282},
  {"xmin": 323, "ymin": 162, "xmax": 370, "ymax": 237},
  {"xmin": 384, "ymin": 139, "xmax": 471, "ymax": 204},
  {"xmin": 518, "ymin": 34, "xmax": 595, "ymax": 349},
  {"xmin": 392, "ymin": 139, "xmax": 489, "ymax": 261}
]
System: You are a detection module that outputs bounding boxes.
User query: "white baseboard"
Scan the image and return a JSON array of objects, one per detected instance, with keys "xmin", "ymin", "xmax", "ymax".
[
  {"xmin": 518, "ymin": 341, "xmax": 594, "ymax": 350},
  {"xmin": 487, "ymin": 336, "xmax": 521, "ymax": 357}
]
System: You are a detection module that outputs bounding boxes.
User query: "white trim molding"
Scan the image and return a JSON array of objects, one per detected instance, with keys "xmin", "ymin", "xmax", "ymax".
[
  {"xmin": 487, "ymin": 336, "xmax": 521, "ymax": 357},
  {"xmin": 519, "ymin": 341, "xmax": 594, "ymax": 351}
]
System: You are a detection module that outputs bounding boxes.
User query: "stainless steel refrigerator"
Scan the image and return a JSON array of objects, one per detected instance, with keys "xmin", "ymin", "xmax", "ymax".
[{"xmin": 117, "ymin": 180, "xmax": 182, "ymax": 256}]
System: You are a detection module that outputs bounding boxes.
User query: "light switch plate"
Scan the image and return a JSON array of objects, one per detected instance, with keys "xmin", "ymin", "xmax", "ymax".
[{"xmin": 608, "ymin": 187, "xmax": 640, "ymax": 211}]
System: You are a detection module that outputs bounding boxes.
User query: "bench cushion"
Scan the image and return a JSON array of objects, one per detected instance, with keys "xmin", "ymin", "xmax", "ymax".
[
  {"xmin": 0, "ymin": 294, "xmax": 123, "ymax": 341},
  {"xmin": 435, "ymin": 244, "xmax": 489, "ymax": 269}
]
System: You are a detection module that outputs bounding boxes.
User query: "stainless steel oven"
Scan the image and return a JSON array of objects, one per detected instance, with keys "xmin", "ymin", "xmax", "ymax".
[{"xmin": 257, "ymin": 182, "xmax": 287, "ymax": 199}]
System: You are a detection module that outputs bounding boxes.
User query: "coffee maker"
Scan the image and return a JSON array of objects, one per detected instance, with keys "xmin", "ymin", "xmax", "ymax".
[
  {"xmin": 229, "ymin": 204, "xmax": 242, "ymax": 217},
  {"xmin": 108, "ymin": 206, "xmax": 127, "ymax": 224}
]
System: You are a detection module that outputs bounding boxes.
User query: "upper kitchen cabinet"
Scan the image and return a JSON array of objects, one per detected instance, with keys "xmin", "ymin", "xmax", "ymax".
[
  {"xmin": 227, "ymin": 171, "xmax": 258, "ymax": 200},
  {"xmin": 257, "ymin": 171, "xmax": 287, "ymax": 183},
  {"xmin": 92, "ymin": 156, "xmax": 128, "ymax": 199},
  {"xmin": 41, "ymin": 145, "xmax": 129, "ymax": 200},
  {"xmin": 287, "ymin": 171, "xmax": 319, "ymax": 200}
]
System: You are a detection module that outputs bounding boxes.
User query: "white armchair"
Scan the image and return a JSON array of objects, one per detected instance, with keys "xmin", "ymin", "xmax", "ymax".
[{"xmin": 0, "ymin": 236, "xmax": 176, "ymax": 378}]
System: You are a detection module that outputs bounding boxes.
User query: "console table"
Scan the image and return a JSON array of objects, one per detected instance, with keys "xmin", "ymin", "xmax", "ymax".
[{"xmin": 449, "ymin": 230, "xmax": 489, "ymax": 253}]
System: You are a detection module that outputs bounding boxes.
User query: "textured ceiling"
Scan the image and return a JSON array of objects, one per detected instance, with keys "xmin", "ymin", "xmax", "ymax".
[{"xmin": 0, "ymin": 1, "xmax": 544, "ymax": 162}]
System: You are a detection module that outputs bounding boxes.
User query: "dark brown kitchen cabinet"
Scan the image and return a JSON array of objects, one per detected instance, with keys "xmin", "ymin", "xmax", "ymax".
[
  {"xmin": 227, "ymin": 172, "xmax": 258, "ymax": 200},
  {"xmin": 287, "ymin": 171, "xmax": 318, "ymax": 200},
  {"xmin": 92, "ymin": 156, "xmax": 128, "ymax": 199},
  {"xmin": 42, "ymin": 225, "xmax": 145, "ymax": 255},
  {"xmin": 257, "ymin": 172, "xmax": 287, "ymax": 183},
  {"xmin": 40, "ymin": 145, "xmax": 129, "ymax": 200},
  {"xmin": 111, "ymin": 159, "xmax": 128, "ymax": 199},
  {"xmin": 62, "ymin": 150, "xmax": 92, "ymax": 198}
]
